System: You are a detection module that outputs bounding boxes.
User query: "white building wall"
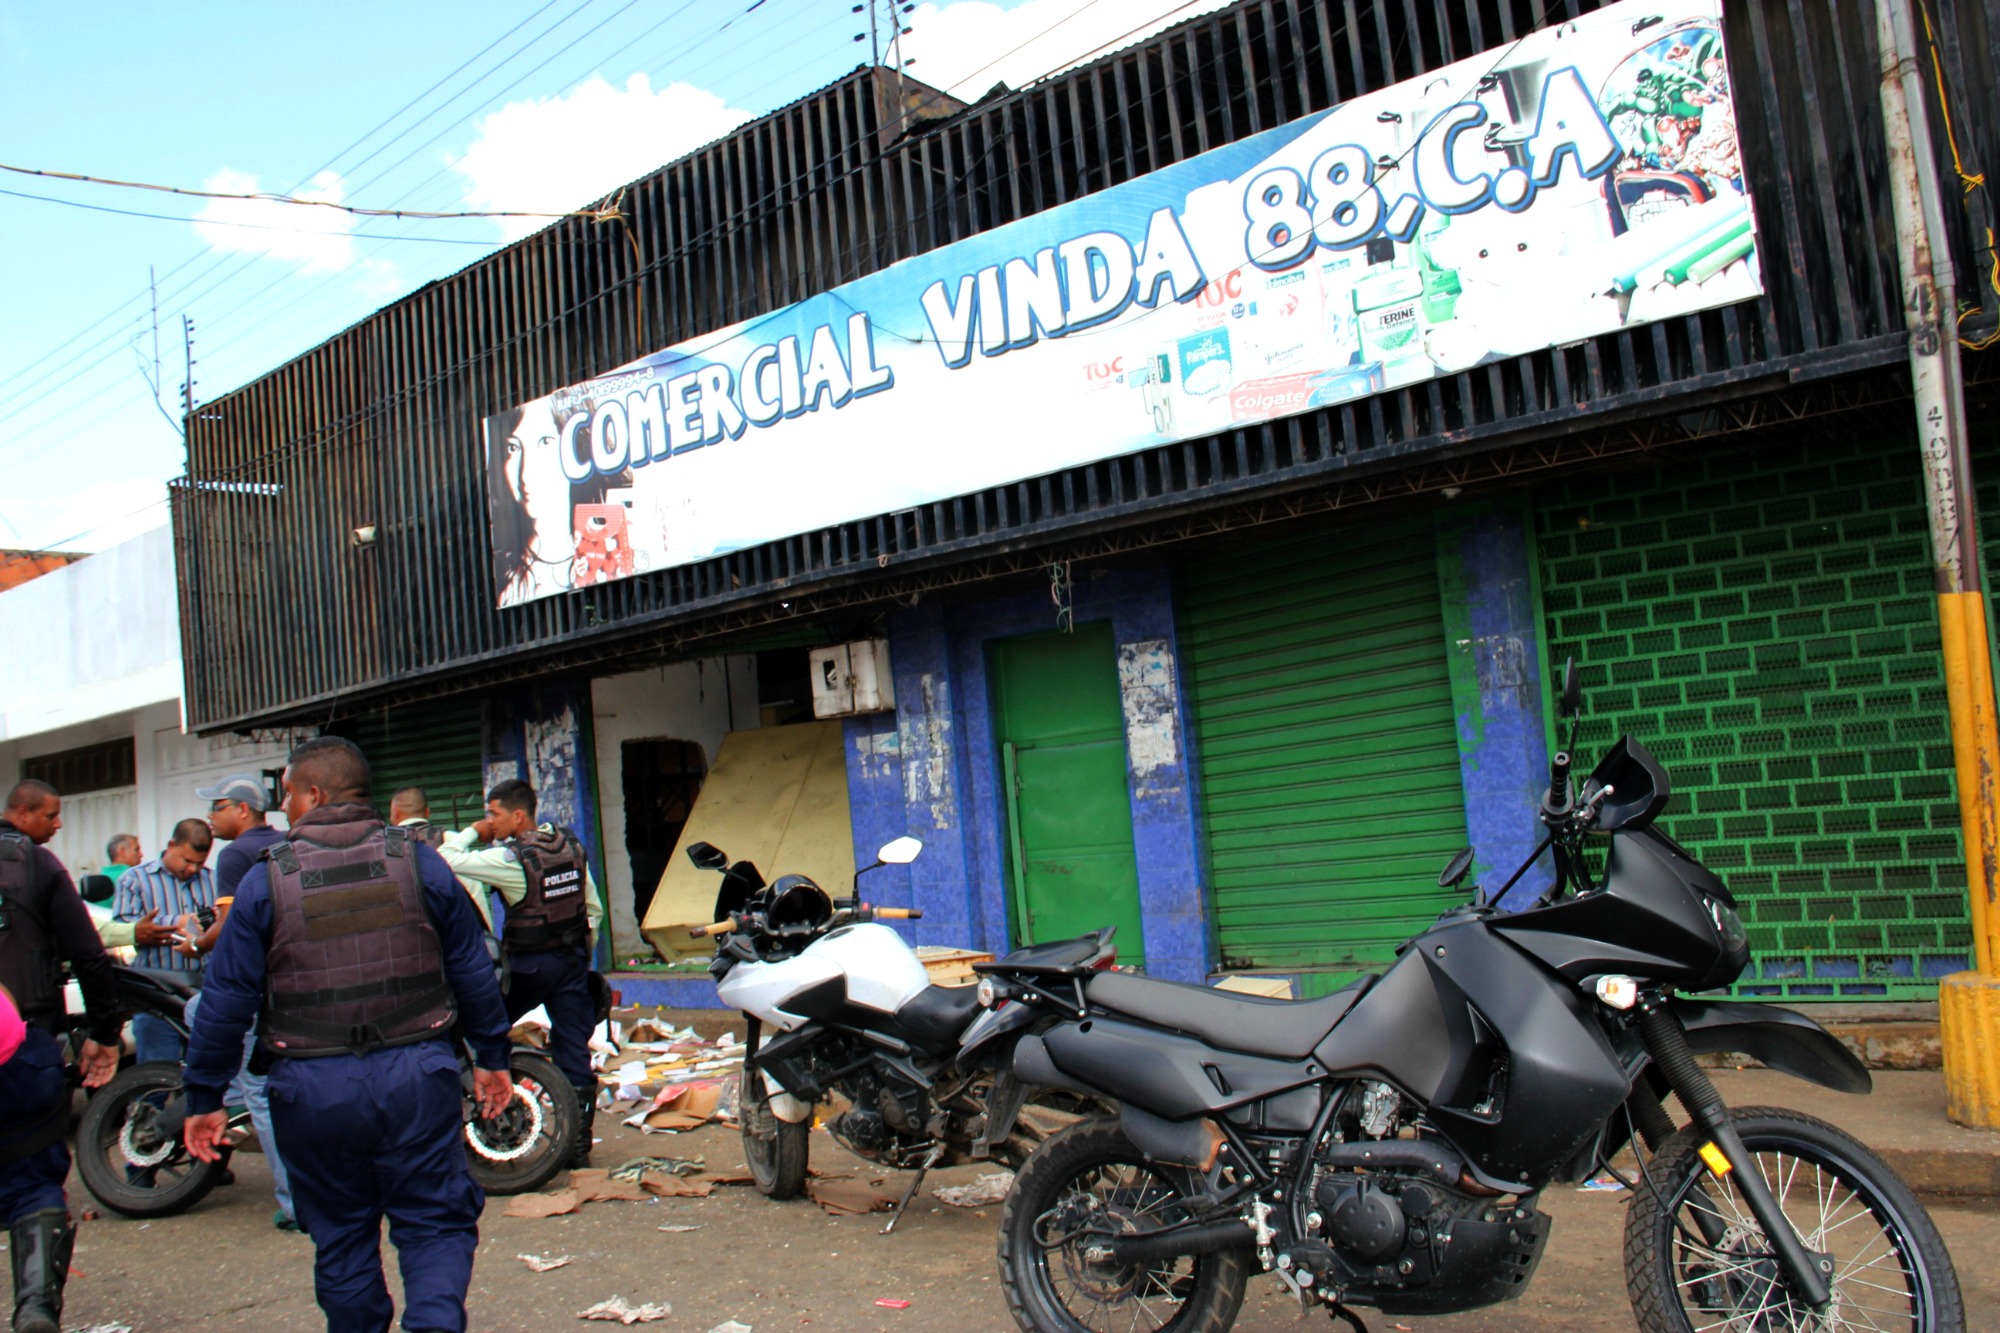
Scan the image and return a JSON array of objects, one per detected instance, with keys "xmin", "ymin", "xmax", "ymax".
[{"xmin": 590, "ymin": 657, "xmax": 758, "ymax": 959}]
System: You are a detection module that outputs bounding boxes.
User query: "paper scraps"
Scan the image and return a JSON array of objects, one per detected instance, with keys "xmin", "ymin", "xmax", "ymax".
[
  {"xmin": 579, "ymin": 1296, "xmax": 672, "ymax": 1323},
  {"xmin": 706, "ymin": 1322, "xmax": 754, "ymax": 1333},
  {"xmin": 519, "ymin": 1253, "xmax": 575, "ymax": 1272},
  {"xmin": 609, "ymin": 1155, "xmax": 704, "ymax": 1181},
  {"xmin": 933, "ymin": 1171, "xmax": 1013, "ymax": 1207},
  {"xmin": 657, "ymin": 1224, "xmax": 705, "ymax": 1233},
  {"xmin": 622, "ymin": 1080, "xmax": 725, "ymax": 1134}
]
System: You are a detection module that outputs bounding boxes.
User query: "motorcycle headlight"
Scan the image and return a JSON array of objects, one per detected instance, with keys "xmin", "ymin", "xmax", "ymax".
[{"xmin": 1707, "ymin": 898, "xmax": 1746, "ymax": 953}]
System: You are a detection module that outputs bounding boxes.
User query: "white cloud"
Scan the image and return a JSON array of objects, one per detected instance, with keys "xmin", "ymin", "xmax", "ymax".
[
  {"xmin": 0, "ymin": 473, "xmax": 170, "ymax": 554},
  {"xmin": 191, "ymin": 168, "xmax": 362, "ymax": 274},
  {"xmin": 452, "ymin": 74, "xmax": 755, "ymax": 243},
  {"xmin": 901, "ymin": 0, "xmax": 1234, "ymax": 98}
]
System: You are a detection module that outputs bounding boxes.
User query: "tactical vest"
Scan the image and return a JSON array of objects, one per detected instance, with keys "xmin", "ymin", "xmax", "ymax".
[
  {"xmin": 503, "ymin": 826, "xmax": 589, "ymax": 954},
  {"xmin": 264, "ymin": 817, "xmax": 457, "ymax": 1058},
  {"xmin": 401, "ymin": 820, "xmax": 448, "ymax": 849},
  {"xmin": 0, "ymin": 832, "xmax": 61, "ymax": 1026}
]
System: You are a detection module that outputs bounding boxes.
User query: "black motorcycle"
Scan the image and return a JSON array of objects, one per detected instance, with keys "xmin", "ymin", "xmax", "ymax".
[
  {"xmin": 71, "ymin": 966, "xmax": 577, "ymax": 1215},
  {"xmin": 688, "ymin": 837, "xmax": 1114, "ymax": 1231},
  {"xmin": 980, "ymin": 659, "xmax": 1965, "ymax": 1332}
]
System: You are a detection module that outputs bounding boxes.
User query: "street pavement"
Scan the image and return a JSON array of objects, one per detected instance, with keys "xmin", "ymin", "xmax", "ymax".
[{"xmin": 36, "ymin": 1095, "xmax": 2000, "ymax": 1332}]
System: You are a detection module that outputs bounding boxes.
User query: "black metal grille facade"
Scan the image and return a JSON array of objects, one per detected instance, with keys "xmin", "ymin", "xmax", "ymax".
[{"xmin": 175, "ymin": 0, "xmax": 2000, "ymax": 731}]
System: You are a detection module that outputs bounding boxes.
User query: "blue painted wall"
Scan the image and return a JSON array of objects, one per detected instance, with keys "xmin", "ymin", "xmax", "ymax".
[
  {"xmin": 1436, "ymin": 502, "xmax": 1556, "ymax": 910},
  {"xmin": 483, "ymin": 681, "xmax": 612, "ymax": 968},
  {"xmin": 849, "ymin": 566, "xmax": 1211, "ymax": 983}
]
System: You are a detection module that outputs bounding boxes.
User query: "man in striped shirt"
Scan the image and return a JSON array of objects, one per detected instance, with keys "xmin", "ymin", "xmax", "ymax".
[{"xmin": 112, "ymin": 818, "xmax": 217, "ymax": 1064}]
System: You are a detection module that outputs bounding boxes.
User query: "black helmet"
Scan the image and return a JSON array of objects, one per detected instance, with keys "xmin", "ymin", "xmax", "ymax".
[{"xmin": 763, "ymin": 874, "xmax": 832, "ymax": 936}]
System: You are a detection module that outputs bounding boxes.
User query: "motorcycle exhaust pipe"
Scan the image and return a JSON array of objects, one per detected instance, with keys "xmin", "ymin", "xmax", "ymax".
[{"xmin": 1101, "ymin": 1219, "xmax": 1255, "ymax": 1267}]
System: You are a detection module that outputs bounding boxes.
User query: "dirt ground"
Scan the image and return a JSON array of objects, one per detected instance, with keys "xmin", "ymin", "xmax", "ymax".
[{"xmin": 36, "ymin": 1110, "xmax": 2000, "ymax": 1333}]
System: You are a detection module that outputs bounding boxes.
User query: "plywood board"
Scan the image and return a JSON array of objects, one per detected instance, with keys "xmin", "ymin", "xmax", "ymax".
[{"xmin": 640, "ymin": 721, "xmax": 855, "ymax": 962}]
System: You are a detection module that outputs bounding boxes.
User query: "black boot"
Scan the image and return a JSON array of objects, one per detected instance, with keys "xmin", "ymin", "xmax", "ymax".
[
  {"xmin": 10, "ymin": 1207, "xmax": 73, "ymax": 1333},
  {"xmin": 567, "ymin": 1091, "xmax": 597, "ymax": 1170}
]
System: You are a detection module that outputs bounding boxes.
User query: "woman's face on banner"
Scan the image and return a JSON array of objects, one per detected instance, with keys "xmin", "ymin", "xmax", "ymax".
[{"xmin": 504, "ymin": 398, "xmax": 571, "ymax": 537}]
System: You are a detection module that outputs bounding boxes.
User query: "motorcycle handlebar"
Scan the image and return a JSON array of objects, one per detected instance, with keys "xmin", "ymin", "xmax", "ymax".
[
  {"xmin": 870, "ymin": 907, "xmax": 923, "ymax": 920},
  {"xmin": 688, "ymin": 917, "xmax": 738, "ymax": 939},
  {"xmin": 1549, "ymin": 750, "xmax": 1572, "ymax": 805}
]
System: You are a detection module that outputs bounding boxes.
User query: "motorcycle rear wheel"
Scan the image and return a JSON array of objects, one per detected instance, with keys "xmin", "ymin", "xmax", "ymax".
[
  {"xmin": 465, "ymin": 1050, "xmax": 578, "ymax": 1196},
  {"xmin": 74, "ymin": 1061, "xmax": 225, "ymax": 1219},
  {"xmin": 999, "ymin": 1117, "xmax": 1248, "ymax": 1333},
  {"xmin": 1624, "ymin": 1105, "xmax": 1964, "ymax": 1333},
  {"xmin": 740, "ymin": 1065, "xmax": 809, "ymax": 1200}
]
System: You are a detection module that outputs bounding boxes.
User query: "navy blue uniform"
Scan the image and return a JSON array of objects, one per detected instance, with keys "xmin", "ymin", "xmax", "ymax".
[
  {"xmin": 185, "ymin": 839, "xmax": 510, "ymax": 1333},
  {"xmin": 0, "ymin": 1029, "xmax": 69, "ymax": 1222}
]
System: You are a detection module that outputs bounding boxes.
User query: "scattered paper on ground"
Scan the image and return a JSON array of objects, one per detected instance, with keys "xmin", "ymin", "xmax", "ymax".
[
  {"xmin": 580, "ymin": 1296, "xmax": 673, "ymax": 1323},
  {"xmin": 806, "ymin": 1176, "xmax": 897, "ymax": 1215},
  {"xmin": 519, "ymin": 1253, "xmax": 575, "ymax": 1272},
  {"xmin": 609, "ymin": 1155, "xmax": 703, "ymax": 1180},
  {"xmin": 707, "ymin": 1322, "xmax": 753, "ymax": 1333},
  {"xmin": 657, "ymin": 1223, "xmax": 705, "ymax": 1232},
  {"xmin": 623, "ymin": 1079, "xmax": 727, "ymax": 1133},
  {"xmin": 505, "ymin": 1189, "xmax": 581, "ymax": 1219},
  {"xmin": 641, "ymin": 1175, "xmax": 714, "ymax": 1198},
  {"xmin": 72, "ymin": 1325, "xmax": 135, "ymax": 1333},
  {"xmin": 933, "ymin": 1171, "xmax": 1013, "ymax": 1207},
  {"xmin": 568, "ymin": 1169, "xmax": 653, "ymax": 1203}
]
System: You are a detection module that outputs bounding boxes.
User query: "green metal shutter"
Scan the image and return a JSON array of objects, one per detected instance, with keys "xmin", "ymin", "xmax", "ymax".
[
  {"xmin": 1179, "ymin": 516, "xmax": 1468, "ymax": 989},
  {"xmin": 1537, "ymin": 431, "xmax": 1970, "ymax": 1001},
  {"xmin": 328, "ymin": 697, "xmax": 487, "ymax": 829}
]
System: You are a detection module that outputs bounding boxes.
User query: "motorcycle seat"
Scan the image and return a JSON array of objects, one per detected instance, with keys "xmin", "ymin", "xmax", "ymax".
[
  {"xmin": 1085, "ymin": 971, "xmax": 1374, "ymax": 1060},
  {"xmin": 995, "ymin": 935, "xmax": 1103, "ymax": 969},
  {"xmin": 121, "ymin": 967, "xmax": 198, "ymax": 1000},
  {"xmin": 894, "ymin": 983, "xmax": 985, "ymax": 1055}
]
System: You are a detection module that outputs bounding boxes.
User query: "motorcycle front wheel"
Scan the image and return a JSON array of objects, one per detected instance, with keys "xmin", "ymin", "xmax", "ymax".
[
  {"xmin": 74, "ymin": 1061, "xmax": 226, "ymax": 1218},
  {"xmin": 464, "ymin": 1049, "xmax": 578, "ymax": 1196},
  {"xmin": 740, "ymin": 1065, "xmax": 809, "ymax": 1200},
  {"xmin": 999, "ymin": 1117, "xmax": 1249, "ymax": 1333},
  {"xmin": 1624, "ymin": 1105, "xmax": 1964, "ymax": 1333}
]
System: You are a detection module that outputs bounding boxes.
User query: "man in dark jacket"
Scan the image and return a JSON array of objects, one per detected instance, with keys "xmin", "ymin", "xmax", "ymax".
[
  {"xmin": 183, "ymin": 739, "xmax": 512, "ymax": 1333},
  {"xmin": 0, "ymin": 780, "xmax": 119, "ymax": 1333}
]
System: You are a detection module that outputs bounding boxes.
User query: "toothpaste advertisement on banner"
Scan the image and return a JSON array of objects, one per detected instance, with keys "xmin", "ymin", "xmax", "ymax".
[{"xmin": 484, "ymin": 0, "xmax": 1758, "ymax": 607}]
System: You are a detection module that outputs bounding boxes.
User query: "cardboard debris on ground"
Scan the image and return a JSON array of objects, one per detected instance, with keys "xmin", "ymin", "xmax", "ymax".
[
  {"xmin": 518, "ymin": 1253, "xmax": 575, "ymax": 1272},
  {"xmin": 805, "ymin": 1176, "xmax": 897, "ymax": 1216},
  {"xmin": 640, "ymin": 1176, "xmax": 714, "ymax": 1198},
  {"xmin": 504, "ymin": 1189, "xmax": 582, "ymax": 1219},
  {"xmin": 592, "ymin": 1019, "xmax": 747, "ymax": 1100},
  {"xmin": 933, "ymin": 1171, "xmax": 1014, "ymax": 1207},
  {"xmin": 509, "ymin": 1004, "xmax": 553, "ymax": 1048},
  {"xmin": 579, "ymin": 1296, "xmax": 673, "ymax": 1323},
  {"xmin": 623, "ymin": 1080, "xmax": 725, "ymax": 1134},
  {"xmin": 568, "ymin": 1169, "xmax": 653, "ymax": 1203}
]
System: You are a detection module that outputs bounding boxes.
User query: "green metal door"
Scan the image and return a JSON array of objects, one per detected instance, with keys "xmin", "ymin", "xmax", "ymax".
[
  {"xmin": 1179, "ymin": 517, "xmax": 1468, "ymax": 989},
  {"xmin": 989, "ymin": 623, "xmax": 1147, "ymax": 965},
  {"xmin": 328, "ymin": 696, "xmax": 486, "ymax": 829}
]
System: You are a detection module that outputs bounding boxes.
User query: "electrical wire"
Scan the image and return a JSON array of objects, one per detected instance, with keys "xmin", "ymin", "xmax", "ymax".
[
  {"xmin": 0, "ymin": 185, "xmax": 503, "ymax": 244},
  {"xmin": 1915, "ymin": 0, "xmax": 1999, "ymax": 350}
]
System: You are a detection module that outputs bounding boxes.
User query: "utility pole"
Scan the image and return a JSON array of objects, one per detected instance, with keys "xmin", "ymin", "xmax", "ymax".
[
  {"xmin": 1876, "ymin": 0, "xmax": 2000, "ymax": 1128},
  {"xmin": 180, "ymin": 316, "xmax": 197, "ymax": 420}
]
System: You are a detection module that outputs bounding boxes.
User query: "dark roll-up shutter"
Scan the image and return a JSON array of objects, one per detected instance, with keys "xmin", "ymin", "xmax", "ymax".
[
  {"xmin": 1178, "ymin": 516, "xmax": 1467, "ymax": 986},
  {"xmin": 328, "ymin": 697, "xmax": 486, "ymax": 831}
]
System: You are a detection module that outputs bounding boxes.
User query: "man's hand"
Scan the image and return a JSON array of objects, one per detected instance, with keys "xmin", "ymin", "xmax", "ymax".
[
  {"xmin": 76, "ymin": 1039, "xmax": 118, "ymax": 1089},
  {"xmin": 473, "ymin": 1067, "xmax": 514, "ymax": 1120},
  {"xmin": 172, "ymin": 913, "xmax": 203, "ymax": 957},
  {"xmin": 470, "ymin": 818, "xmax": 498, "ymax": 844},
  {"xmin": 132, "ymin": 908, "xmax": 176, "ymax": 947},
  {"xmin": 185, "ymin": 1109, "xmax": 229, "ymax": 1162}
]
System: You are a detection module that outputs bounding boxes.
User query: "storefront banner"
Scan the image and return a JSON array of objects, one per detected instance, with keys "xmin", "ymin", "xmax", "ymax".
[{"xmin": 485, "ymin": 0, "xmax": 1757, "ymax": 606}]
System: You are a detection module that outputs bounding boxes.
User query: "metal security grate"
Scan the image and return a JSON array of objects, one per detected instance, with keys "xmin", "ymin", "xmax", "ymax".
[{"xmin": 1536, "ymin": 424, "xmax": 1971, "ymax": 1000}]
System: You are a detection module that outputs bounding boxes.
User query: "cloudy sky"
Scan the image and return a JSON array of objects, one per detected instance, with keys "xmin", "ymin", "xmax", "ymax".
[{"xmin": 0, "ymin": 0, "xmax": 1229, "ymax": 552}]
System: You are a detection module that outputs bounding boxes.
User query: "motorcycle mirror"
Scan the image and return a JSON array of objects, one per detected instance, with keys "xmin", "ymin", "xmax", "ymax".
[
  {"xmin": 1558, "ymin": 656, "xmax": 1582, "ymax": 719},
  {"xmin": 875, "ymin": 836, "xmax": 923, "ymax": 866},
  {"xmin": 77, "ymin": 872, "xmax": 116, "ymax": 905},
  {"xmin": 1438, "ymin": 847, "xmax": 1475, "ymax": 889},
  {"xmin": 686, "ymin": 842, "xmax": 729, "ymax": 871}
]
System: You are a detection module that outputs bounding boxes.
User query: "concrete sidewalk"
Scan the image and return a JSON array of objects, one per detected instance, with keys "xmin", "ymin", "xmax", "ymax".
[{"xmin": 1707, "ymin": 1066, "xmax": 2000, "ymax": 1198}]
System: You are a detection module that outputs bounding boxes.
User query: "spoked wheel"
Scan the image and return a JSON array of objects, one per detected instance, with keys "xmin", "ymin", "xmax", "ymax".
[
  {"xmin": 740, "ymin": 1065, "xmax": 809, "ymax": 1200},
  {"xmin": 74, "ymin": 1061, "xmax": 226, "ymax": 1218},
  {"xmin": 465, "ymin": 1050, "xmax": 578, "ymax": 1196},
  {"xmin": 1625, "ymin": 1106, "xmax": 1965, "ymax": 1333},
  {"xmin": 999, "ymin": 1118, "xmax": 1248, "ymax": 1333}
]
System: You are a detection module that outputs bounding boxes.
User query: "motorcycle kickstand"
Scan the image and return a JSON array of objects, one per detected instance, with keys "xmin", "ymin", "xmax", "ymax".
[
  {"xmin": 882, "ymin": 1145, "xmax": 944, "ymax": 1235},
  {"xmin": 1325, "ymin": 1301, "xmax": 1368, "ymax": 1333}
]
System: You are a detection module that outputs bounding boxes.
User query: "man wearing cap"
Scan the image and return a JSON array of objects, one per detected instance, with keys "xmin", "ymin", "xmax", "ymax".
[{"xmin": 183, "ymin": 774, "xmax": 299, "ymax": 1231}]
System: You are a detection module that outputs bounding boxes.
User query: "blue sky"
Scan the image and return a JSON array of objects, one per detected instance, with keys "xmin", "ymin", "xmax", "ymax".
[{"xmin": 0, "ymin": 0, "xmax": 1224, "ymax": 552}]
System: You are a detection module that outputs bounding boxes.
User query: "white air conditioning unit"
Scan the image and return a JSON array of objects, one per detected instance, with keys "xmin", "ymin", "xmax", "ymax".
[{"xmin": 808, "ymin": 639, "xmax": 895, "ymax": 718}]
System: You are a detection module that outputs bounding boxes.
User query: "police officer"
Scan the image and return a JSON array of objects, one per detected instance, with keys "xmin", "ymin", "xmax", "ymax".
[
  {"xmin": 440, "ymin": 778, "xmax": 603, "ymax": 1167},
  {"xmin": 183, "ymin": 738, "xmax": 512, "ymax": 1333},
  {"xmin": 1, "ymin": 780, "xmax": 119, "ymax": 1333},
  {"xmin": 388, "ymin": 787, "xmax": 449, "ymax": 848}
]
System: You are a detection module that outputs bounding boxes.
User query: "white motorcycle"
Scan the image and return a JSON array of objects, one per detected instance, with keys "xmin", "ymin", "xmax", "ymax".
[{"xmin": 687, "ymin": 837, "xmax": 1116, "ymax": 1230}]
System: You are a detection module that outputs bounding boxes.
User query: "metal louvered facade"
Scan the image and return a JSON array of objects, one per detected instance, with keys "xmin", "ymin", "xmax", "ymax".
[
  {"xmin": 173, "ymin": 0, "xmax": 2000, "ymax": 734},
  {"xmin": 1177, "ymin": 515, "xmax": 1468, "ymax": 986},
  {"xmin": 325, "ymin": 696, "xmax": 487, "ymax": 832}
]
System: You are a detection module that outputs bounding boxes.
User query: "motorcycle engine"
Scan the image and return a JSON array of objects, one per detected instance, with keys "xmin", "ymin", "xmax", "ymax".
[{"xmin": 828, "ymin": 1106, "xmax": 888, "ymax": 1159}]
